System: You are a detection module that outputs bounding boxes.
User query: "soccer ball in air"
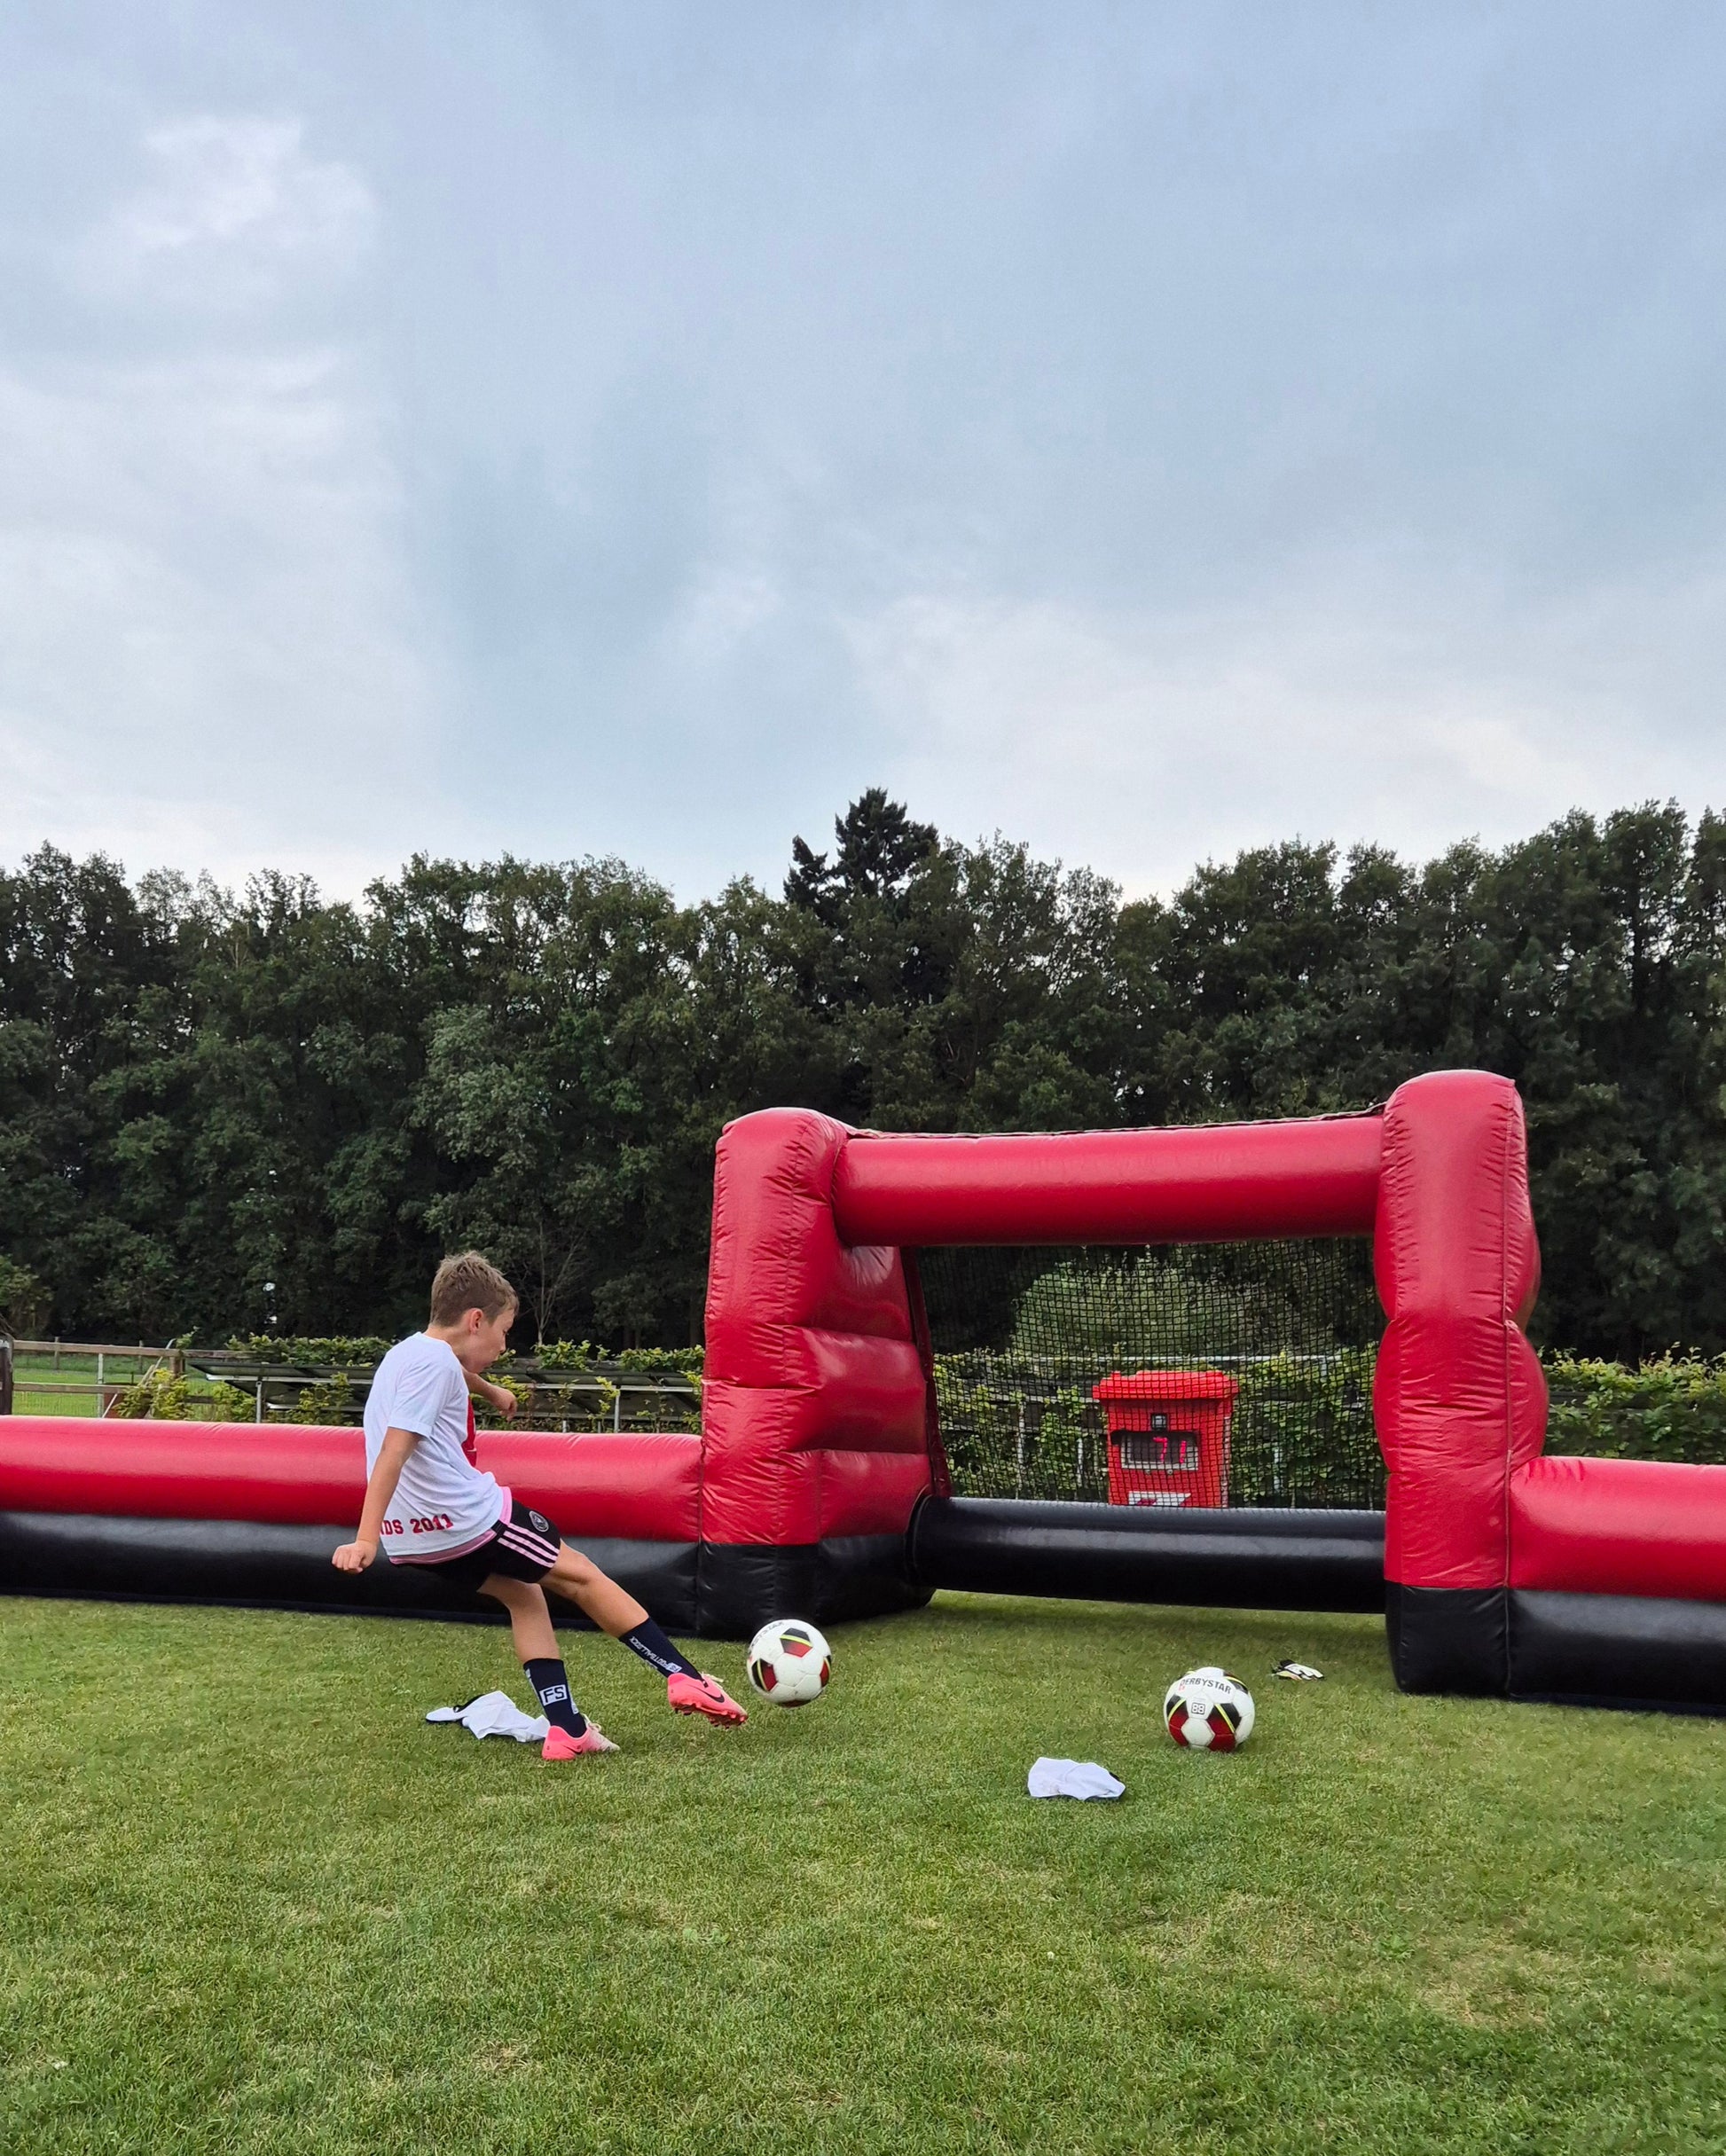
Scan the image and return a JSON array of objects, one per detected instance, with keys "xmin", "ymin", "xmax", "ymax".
[
  {"xmin": 1163, "ymin": 1666, "xmax": 1255, "ymax": 1751},
  {"xmin": 745, "ymin": 1619, "xmax": 832, "ymax": 1706}
]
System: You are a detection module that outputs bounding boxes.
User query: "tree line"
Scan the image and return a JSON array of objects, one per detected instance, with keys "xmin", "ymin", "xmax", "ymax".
[{"xmin": 2, "ymin": 790, "xmax": 1722, "ymax": 1359}]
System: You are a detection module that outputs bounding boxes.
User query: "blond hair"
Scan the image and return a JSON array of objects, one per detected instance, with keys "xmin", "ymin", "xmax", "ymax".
[{"xmin": 429, "ymin": 1251, "xmax": 518, "ymax": 1327}]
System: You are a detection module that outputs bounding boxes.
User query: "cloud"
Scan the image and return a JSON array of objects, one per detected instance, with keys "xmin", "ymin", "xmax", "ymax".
[
  {"xmin": 0, "ymin": 347, "xmax": 445, "ymax": 884},
  {"xmin": 81, "ymin": 116, "xmax": 375, "ymax": 310},
  {"xmin": 5, "ymin": 15, "xmax": 1726, "ymax": 907},
  {"xmin": 845, "ymin": 553, "xmax": 1726, "ymax": 893},
  {"xmin": 0, "ymin": 117, "xmax": 443, "ymax": 890}
]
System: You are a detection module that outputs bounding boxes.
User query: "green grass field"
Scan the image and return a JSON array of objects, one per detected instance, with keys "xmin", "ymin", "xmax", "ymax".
[
  {"xmin": 8, "ymin": 1354, "xmax": 172, "ymax": 1418},
  {"xmin": 10, "ymin": 1354, "xmax": 105, "ymax": 1417},
  {"xmin": 7, "ymin": 1354, "xmax": 246, "ymax": 1418},
  {"xmin": 3, "ymin": 1591, "xmax": 1723, "ymax": 2155}
]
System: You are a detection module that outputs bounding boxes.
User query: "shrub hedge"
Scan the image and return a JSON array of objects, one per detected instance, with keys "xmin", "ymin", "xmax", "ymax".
[
  {"xmin": 1543, "ymin": 1354, "xmax": 1726, "ymax": 1466},
  {"xmin": 110, "ymin": 1372, "xmax": 255, "ymax": 1423}
]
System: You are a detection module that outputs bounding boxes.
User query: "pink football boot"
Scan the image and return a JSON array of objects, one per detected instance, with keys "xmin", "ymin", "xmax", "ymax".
[
  {"xmin": 666, "ymin": 1671, "xmax": 749, "ymax": 1725},
  {"xmin": 541, "ymin": 1723, "xmax": 619, "ymax": 1759}
]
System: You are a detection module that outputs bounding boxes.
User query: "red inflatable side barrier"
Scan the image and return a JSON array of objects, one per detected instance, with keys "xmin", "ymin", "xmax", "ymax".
[
  {"xmin": 1510, "ymin": 1454, "xmax": 1726, "ymax": 1603},
  {"xmin": 0, "ymin": 1418, "xmax": 364, "ymax": 1525},
  {"xmin": 0, "ymin": 1418, "xmax": 701, "ymax": 1542}
]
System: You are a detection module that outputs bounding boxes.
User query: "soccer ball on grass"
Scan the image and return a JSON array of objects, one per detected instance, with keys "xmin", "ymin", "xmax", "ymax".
[
  {"xmin": 745, "ymin": 1618, "xmax": 832, "ymax": 1706},
  {"xmin": 1163, "ymin": 1666, "xmax": 1254, "ymax": 1750}
]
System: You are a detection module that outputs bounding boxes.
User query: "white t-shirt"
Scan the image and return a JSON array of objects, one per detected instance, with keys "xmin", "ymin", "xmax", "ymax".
[{"xmin": 364, "ymin": 1333, "xmax": 508, "ymax": 1562}]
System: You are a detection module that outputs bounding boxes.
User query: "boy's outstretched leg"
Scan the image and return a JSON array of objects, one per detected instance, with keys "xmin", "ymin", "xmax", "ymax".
[
  {"xmin": 540, "ymin": 1544, "xmax": 748, "ymax": 1724},
  {"xmin": 481, "ymin": 1573, "xmax": 619, "ymax": 1758}
]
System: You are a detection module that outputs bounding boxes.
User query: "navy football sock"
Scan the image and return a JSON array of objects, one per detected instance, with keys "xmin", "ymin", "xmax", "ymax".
[
  {"xmin": 525, "ymin": 1657, "xmax": 588, "ymax": 1737},
  {"xmin": 618, "ymin": 1619, "xmax": 700, "ymax": 1680}
]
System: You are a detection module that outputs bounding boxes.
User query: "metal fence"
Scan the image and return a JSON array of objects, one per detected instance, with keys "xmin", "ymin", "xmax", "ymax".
[
  {"xmin": 0, "ymin": 1340, "xmax": 702, "ymax": 1430},
  {"xmin": 5, "ymin": 1339, "xmax": 171, "ymax": 1415}
]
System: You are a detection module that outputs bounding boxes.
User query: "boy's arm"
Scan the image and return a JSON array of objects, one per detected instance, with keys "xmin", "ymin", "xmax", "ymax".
[
  {"xmin": 332, "ymin": 1427, "xmax": 420, "ymax": 1572},
  {"xmin": 466, "ymin": 1368, "xmax": 518, "ymax": 1419}
]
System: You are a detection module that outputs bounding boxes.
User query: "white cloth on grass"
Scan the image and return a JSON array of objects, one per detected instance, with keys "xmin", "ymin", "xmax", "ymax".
[
  {"xmin": 1027, "ymin": 1757, "xmax": 1126, "ymax": 1800},
  {"xmin": 426, "ymin": 1691, "xmax": 549, "ymax": 1743}
]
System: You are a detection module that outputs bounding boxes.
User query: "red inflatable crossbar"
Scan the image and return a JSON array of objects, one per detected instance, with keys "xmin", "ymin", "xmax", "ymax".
[{"xmin": 830, "ymin": 1117, "xmax": 1384, "ymax": 1247}]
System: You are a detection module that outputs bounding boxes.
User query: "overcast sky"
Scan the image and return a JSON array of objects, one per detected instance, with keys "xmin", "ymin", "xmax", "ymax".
[{"xmin": 2, "ymin": 3, "xmax": 1723, "ymax": 902}]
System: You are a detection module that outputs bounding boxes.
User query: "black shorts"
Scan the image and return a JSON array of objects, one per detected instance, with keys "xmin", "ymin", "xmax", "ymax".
[{"xmin": 411, "ymin": 1500, "xmax": 565, "ymax": 1591}]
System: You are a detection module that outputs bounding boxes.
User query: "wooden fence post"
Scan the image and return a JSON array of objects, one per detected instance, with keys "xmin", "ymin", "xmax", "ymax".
[{"xmin": 1, "ymin": 1336, "xmax": 12, "ymax": 1416}]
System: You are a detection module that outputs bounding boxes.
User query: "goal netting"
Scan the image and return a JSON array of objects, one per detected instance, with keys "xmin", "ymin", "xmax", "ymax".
[{"xmin": 914, "ymin": 1238, "xmax": 1383, "ymax": 1509}]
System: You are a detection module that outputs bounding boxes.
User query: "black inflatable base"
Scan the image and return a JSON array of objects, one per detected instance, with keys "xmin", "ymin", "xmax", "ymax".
[
  {"xmin": 0, "ymin": 1509, "xmax": 700, "ymax": 1629},
  {"xmin": 1385, "ymin": 1583, "xmax": 1507, "ymax": 1695},
  {"xmin": 910, "ymin": 1498, "xmax": 1386, "ymax": 1613},
  {"xmin": 1387, "ymin": 1582, "xmax": 1726, "ymax": 1713},
  {"xmin": 0, "ymin": 1503, "xmax": 1387, "ymax": 1639},
  {"xmin": 692, "ymin": 1534, "xmax": 928, "ymax": 1636},
  {"xmin": 0, "ymin": 1513, "xmax": 930, "ymax": 1639},
  {"xmin": 12, "ymin": 1509, "xmax": 1723, "ymax": 1714}
]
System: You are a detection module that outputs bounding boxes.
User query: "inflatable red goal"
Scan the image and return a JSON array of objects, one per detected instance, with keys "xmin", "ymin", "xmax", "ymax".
[{"xmin": 4, "ymin": 1068, "xmax": 1725, "ymax": 1713}]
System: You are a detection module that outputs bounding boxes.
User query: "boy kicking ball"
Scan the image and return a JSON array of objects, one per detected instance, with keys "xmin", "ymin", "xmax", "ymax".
[{"xmin": 333, "ymin": 1251, "xmax": 747, "ymax": 1758}]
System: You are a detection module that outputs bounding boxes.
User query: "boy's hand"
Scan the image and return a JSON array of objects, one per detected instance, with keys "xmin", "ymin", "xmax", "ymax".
[
  {"xmin": 487, "ymin": 1381, "xmax": 519, "ymax": 1418},
  {"xmin": 332, "ymin": 1539, "xmax": 377, "ymax": 1572}
]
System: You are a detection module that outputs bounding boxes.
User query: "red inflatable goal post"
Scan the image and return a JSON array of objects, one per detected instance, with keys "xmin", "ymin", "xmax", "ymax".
[{"xmin": 699, "ymin": 1070, "xmax": 1547, "ymax": 1655}]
